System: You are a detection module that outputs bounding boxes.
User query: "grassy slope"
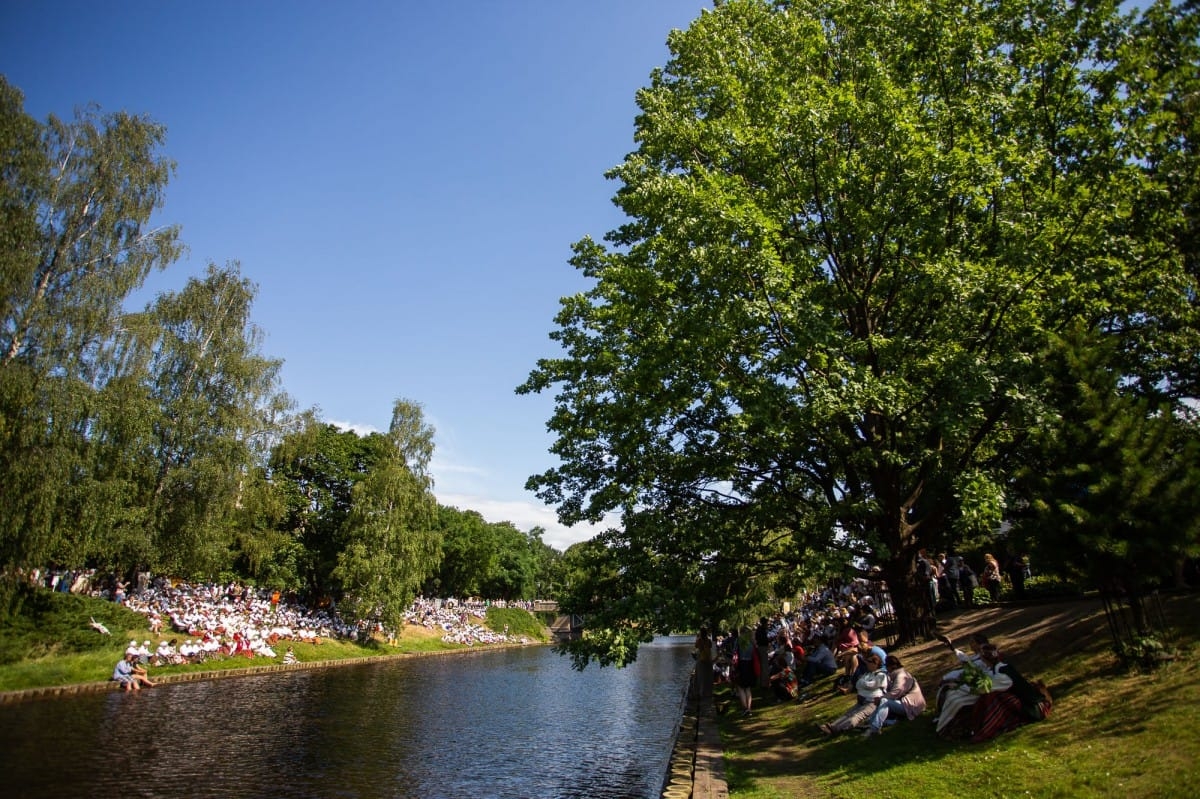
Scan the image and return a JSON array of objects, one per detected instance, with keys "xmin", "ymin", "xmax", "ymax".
[
  {"xmin": 0, "ymin": 590, "xmax": 549, "ymax": 693},
  {"xmin": 717, "ymin": 593, "xmax": 1200, "ymax": 799}
]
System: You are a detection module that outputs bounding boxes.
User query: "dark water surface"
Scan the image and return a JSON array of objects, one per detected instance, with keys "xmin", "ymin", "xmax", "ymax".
[{"xmin": 0, "ymin": 637, "xmax": 693, "ymax": 799}]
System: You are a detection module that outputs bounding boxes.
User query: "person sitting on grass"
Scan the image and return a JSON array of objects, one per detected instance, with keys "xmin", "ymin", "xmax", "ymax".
[
  {"xmin": 153, "ymin": 638, "xmax": 178, "ymax": 666},
  {"xmin": 934, "ymin": 632, "xmax": 989, "ymax": 714},
  {"xmin": 767, "ymin": 635, "xmax": 800, "ymax": 701},
  {"xmin": 840, "ymin": 630, "xmax": 887, "ymax": 691},
  {"xmin": 966, "ymin": 643, "xmax": 1053, "ymax": 743},
  {"xmin": 798, "ymin": 637, "xmax": 838, "ymax": 686},
  {"xmin": 936, "ymin": 642, "xmax": 1015, "ymax": 736},
  {"xmin": 863, "ymin": 654, "xmax": 926, "ymax": 737},
  {"xmin": 112, "ymin": 652, "xmax": 155, "ymax": 692},
  {"xmin": 832, "ymin": 619, "xmax": 860, "ymax": 674},
  {"xmin": 817, "ymin": 650, "xmax": 888, "ymax": 736}
]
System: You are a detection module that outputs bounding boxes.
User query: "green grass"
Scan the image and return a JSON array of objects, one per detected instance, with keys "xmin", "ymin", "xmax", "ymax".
[
  {"xmin": 0, "ymin": 586, "xmax": 548, "ymax": 693},
  {"xmin": 486, "ymin": 605, "xmax": 550, "ymax": 641},
  {"xmin": 716, "ymin": 593, "xmax": 1200, "ymax": 799}
]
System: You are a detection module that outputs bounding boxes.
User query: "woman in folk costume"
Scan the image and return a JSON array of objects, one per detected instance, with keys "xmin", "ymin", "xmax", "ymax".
[
  {"xmin": 936, "ymin": 643, "xmax": 1013, "ymax": 736},
  {"xmin": 934, "ymin": 632, "xmax": 990, "ymax": 711},
  {"xmin": 968, "ymin": 644, "xmax": 1053, "ymax": 743}
]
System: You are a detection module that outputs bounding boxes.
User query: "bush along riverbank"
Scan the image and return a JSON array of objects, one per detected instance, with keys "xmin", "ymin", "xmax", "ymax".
[{"xmin": 0, "ymin": 587, "xmax": 550, "ymax": 700}]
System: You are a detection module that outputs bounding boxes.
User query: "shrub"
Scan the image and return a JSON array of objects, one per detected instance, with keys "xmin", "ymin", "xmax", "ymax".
[
  {"xmin": 0, "ymin": 585, "xmax": 146, "ymax": 664},
  {"xmin": 1022, "ymin": 574, "xmax": 1085, "ymax": 600},
  {"xmin": 1115, "ymin": 634, "xmax": 1173, "ymax": 670}
]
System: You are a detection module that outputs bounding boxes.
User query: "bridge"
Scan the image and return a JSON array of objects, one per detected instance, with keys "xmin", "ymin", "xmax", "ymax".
[
  {"xmin": 533, "ymin": 601, "xmax": 584, "ymax": 640},
  {"xmin": 548, "ymin": 613, "xmax": 585, "ymax": 640}
]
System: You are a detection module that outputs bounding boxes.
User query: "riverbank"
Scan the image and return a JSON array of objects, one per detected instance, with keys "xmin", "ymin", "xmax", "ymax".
[
  {"xmin": 0, "ymin": 630, "xmax": 540, "ymax": 705},
  {"xmin": 0, "ymin": 589, "xmax": 552, "ymax": 700},
  {"xmin": 712, "ymin": 592, "xmax": 1200, "ymax": 798}
]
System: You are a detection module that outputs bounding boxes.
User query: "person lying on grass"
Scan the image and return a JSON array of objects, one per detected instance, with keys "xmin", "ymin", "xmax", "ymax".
[{"xmin": 818, "ymin": 651, "xmax": 888, "ymax": 735}]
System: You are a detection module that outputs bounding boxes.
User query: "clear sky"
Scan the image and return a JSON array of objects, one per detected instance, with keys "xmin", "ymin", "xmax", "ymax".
[{"xmin": 1, "ymin": 0, "xmax": 710, "ymax": 551}]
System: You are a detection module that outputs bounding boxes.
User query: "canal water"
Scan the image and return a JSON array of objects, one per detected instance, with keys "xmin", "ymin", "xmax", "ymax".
[{"xmin": 0, "ymin": 636, "xmax": 694, "ymax": 799}]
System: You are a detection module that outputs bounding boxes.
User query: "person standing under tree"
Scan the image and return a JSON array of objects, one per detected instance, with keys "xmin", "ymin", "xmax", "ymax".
[
  {"xmin": 982, "ymin": 554, "xmax": 1003, "ymax": 602},
  {"xmin": 693, "ymin": 627, "xmax": 714, "ymax": 698},
  {"xmin": 754, "ymin": 618, "xmax": 771, "ymax": 688},
  {"xmin": 1005, "ymin": 552, "xmax": 1027, "ymax": 599},
  {"xmin": 960, "ymin": 561, "xmax": 978, "ymax": 608},
  {"xmin": 733, "ymin": 626, "xmax": 760, "ymax": 717},
  {"xmin": 917, "ymin": 550, "xmax": 939, "ymax": 617},
  {"xmin": 943, "ymin": 552, "xmax": 962, "ymax": 609}
]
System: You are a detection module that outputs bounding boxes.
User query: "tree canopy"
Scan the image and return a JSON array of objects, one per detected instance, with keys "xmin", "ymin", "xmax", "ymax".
[
  {"xmin": 521, "ymin": 0, "xmax": 1200, "ymax": 665},
  {"xmin": 1, "ymin": 76, "xmax": 182, "ymax": 576}
]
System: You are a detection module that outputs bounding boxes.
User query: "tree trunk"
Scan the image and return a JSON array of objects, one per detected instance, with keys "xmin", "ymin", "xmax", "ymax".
[{"xmin": 882, "ymin": 558, "xmax": 936, "ymax": 646}]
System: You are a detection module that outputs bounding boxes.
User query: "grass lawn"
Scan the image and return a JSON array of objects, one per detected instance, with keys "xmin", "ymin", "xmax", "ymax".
[{"xmin": 716, "ymin": 592, "xmax": 1200, "ymax": 799}]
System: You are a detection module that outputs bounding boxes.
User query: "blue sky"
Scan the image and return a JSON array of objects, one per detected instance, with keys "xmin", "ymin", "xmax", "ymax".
[{"xmin": 2, "ymin": 0, "xmax": 710, "ymax": 551}]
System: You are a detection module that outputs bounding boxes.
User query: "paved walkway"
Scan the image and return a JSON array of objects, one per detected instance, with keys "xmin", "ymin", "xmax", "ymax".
[{"xmin": 662, "ymin": 681, "xmax": 728, "ymax": 799}]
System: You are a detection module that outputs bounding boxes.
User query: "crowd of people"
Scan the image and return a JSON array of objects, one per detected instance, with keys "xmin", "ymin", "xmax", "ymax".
[
  {"xmin": 38, "ymin": 562, "xmax": 1053, "ymax": 741},
  {"xmin": 404, "ymin": 596, "xmax": 536, "ymax": 646},
  {"xmin": 22, "ymin": 568, "xmax": 538, "ymax": 684},
  {"xmin": 704, "ymin": 577, "xmax": 890, "ymax": 718},
  {"xmin": 914, "ymin": 549, "xmax": 1032, "ymax": 615},
  {"xmin": 697, "ymin": 573, "xmax": 1052, "ymax": 744}
]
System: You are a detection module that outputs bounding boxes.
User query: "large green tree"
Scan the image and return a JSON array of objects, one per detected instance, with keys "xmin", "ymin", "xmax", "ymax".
[
  {"xmin": 520, "ymin": 0, "xmax": 1199, "ymax": 664},
  {"xmin": 125, "ymin": 262, "xmax": 290, "ymax": 576},
  {"xmin": 332, "ymin": 399, "xmax": 442, "ymax": 634},
  {"xmin": 478, "ymin": 521, "xmax": 540, "ymax": 600},
  {"xmin": 0, "ymin": 78, "xmax": 181, "ymax": 579},
  {"xmin": 271, "ymin": 420, "xmax": 379, "ymax": 600},
  {"xmin": 429, "ymin": 505, "xmax": 499, "ymax": 597},
  {"xmin": 429, "ymin": 510, "xmax": 562, "ymax": 600}
]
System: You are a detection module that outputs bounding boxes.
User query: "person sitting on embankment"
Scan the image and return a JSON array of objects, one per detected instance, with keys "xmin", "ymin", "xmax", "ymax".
[{"xmin": 112, "ymin": 652, "xmax": 155, "ymax": 692}]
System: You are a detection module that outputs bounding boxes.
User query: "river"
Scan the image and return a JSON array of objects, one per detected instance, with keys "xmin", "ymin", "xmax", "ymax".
[{"xmin": 0, "ymin": 636, "xmax": 694, "ymax": 799}]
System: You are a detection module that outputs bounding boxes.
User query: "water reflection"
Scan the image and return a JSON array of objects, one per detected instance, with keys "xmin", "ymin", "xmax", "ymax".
[{"xmin": 0, "ymin": 637, "xmax": 692, "ymax": 799}]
